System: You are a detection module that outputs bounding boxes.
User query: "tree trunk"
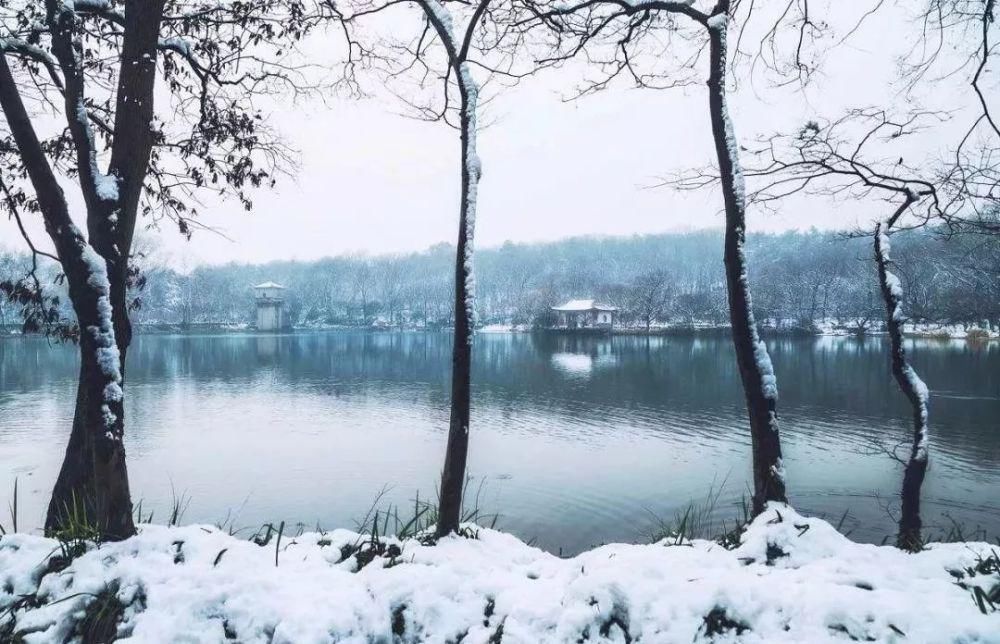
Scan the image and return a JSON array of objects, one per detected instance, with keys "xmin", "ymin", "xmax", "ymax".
[
  {"xmin": 706, "ymin": 11, "xmax": 787, "ymax": 515},
  {"xmin": 100, "ymin": 0, "xmax": 165, "ymax": 377},
  {"xmin": 0, "ymin": 2, "xmax": 162, "ymax": 539},
  {"xmin": 46, "ymin": 340, "xmax": 133, "ymax": 539},
  {"xmin": 437, "ymin": 63, "xmax": 481, "ymax": 538},
  {"xmin": 874, "ymin": 224, "xmax": 929, "ymax": 551},
  {"xmin": 43, "ymin": 246, "xmax": 134, "ymax": 539}
]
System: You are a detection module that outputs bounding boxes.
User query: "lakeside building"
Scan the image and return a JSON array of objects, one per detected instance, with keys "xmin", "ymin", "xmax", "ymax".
[
  {"xmin": 550, "ymin": 299, "xmax": 617, "ymax": 331},
  {"xmin": 254, "ymin": 282, "xmax": 286, "ymax": 331}
]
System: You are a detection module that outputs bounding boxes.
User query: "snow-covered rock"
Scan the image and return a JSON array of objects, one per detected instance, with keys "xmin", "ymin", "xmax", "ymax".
[{"xmin": 1, "ymin": 505, "xmax": 997, "ymax": 643}]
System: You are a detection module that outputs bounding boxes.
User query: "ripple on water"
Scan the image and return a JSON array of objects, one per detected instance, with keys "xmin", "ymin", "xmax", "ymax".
[{"xmin": 0, "ymin": 332, "xmax": 997, "ymax": 552}]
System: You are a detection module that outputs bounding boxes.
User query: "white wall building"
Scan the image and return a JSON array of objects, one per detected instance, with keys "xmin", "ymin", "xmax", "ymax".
[
  {"xmin": 254, "ymin": 282, "xmax": 285, "ymax": 331},
  {"xmin": 551, "ymin": 299, "xmax": 617, "ymax": 330}
]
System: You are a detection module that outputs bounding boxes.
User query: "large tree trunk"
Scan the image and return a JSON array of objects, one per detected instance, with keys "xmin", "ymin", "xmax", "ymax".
[
  {"xmin": 874, "ymin": 224, "xmax": 929, "ymax": 551},
  {"xmin": 47, "ymin": 0, "xmax": 161, "ymax": 538},
  {"xmin": 706, "ymin": 10, "xmax": 787, "ymax": 515},
  {"xmin": 436, "ymin": 63, "xmax": 481, "ymax": 538},
  {"xmin": 45, "ymin": 250, "xmax": 134, "ymax": 539}
]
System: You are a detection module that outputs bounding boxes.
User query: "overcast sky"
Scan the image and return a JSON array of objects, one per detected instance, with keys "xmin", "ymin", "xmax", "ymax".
[{"xmin": 0, "ymin": 2, "xmax": 983, "ymax": 268}]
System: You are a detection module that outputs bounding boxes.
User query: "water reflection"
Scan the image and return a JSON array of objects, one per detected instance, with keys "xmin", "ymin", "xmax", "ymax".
[{"xmin": 0, "ymin": 331, "xmax": 997, "ymax": 553}]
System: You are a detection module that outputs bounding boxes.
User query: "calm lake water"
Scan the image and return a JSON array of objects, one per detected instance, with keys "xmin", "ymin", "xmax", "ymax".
[{"xmin": 1, "ymin": 331, "xmax": 997, "ymax": 553}]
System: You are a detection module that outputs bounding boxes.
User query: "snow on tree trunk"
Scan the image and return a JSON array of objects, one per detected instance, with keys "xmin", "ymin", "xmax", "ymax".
[
  {"xmin": 706, "ymin": 11, "xmax": 787, "ymax": 515},
  {"xmin": 424, "ymin": 0, "xmax": 482, "ymax": 538},
  {"xmin": 44, "ymin": 0, "xmax": 153, "ymax": 539},
  {"xmin": 874, "ymin": 223, "xmax": 930, "ymax": 552},
  {"xmin": 100, "ymin": 0, "xmax": 165, "ymax": 380},
  {"xmin": 45, "ymin": 241, "xmax": 135, "ymax": 540}
]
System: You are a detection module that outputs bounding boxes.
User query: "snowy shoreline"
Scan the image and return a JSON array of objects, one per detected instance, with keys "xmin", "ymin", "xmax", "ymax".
[
  {"xmin": 3, "ymin": 321, "xmax": 997, "ymax": 341},
  {"xmin": 2, "ymin": 505, "xmax": 997, "ymax": 643}
]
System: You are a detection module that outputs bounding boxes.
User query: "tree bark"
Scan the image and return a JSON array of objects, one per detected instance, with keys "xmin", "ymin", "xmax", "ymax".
[
  {"xmin": 874, "ymin": 223, "xmax": 929, "ymax": 551},
  {"xmin": 46, "ymin": 258, "xmax": 134, "ymax": 540},
  {"xmin": 436, "ymin": 63, "xmax": 481, "ymax": 538},
  {"xmin": 101, "ymin": 0, "xmax": 165, "ymax": 377},
  {"xmin": 706, "ymin": 9, "xmax": 787, "ymax": 515}
]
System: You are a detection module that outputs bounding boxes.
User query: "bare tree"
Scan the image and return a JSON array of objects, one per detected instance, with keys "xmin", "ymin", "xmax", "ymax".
[
  {"xmin": 874, "ymin": 217, "xmax": 930, "ymax": 551},
  {"xmin": 422, "ymin": 0, "xmax": 485, "ymax": 536},
  {"xmin": 0, "ymin": 0, "xmax": 320, "ymax": 538},
  {"xmin": 517, "ymin": 0, "xmax": 819, "ymax": 513},
  {"xmin": 896, "ymin": 0, "xmax": 1000, "ymax": 233},
  {"xmin": 333, "ymin": 0, "xmax": 538, "ymax": 536},
  {"xmin": 374, "ymin": 256, "xmax": 406, "ymax": 326},
  {"xmin": 629, "ymin": 270, "xmax": 673, "ymax": 332},
  {"xmin": 726, "ymin": 110, "xmax": 962, "ymax": 549}
]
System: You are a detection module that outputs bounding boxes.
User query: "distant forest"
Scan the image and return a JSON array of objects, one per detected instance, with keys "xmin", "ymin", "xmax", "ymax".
[{"xmin": 2, "ymin": 229, "xmax": 999, "ymax": 333}]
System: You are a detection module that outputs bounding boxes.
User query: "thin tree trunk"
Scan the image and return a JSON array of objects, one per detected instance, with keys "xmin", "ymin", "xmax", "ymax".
[
  {"xmin": 99, "ymin": 0, "xmax": 165, "ymax": 379},
  {"xmin": 437, "ymin": 63, "xmax": 481, "ymax": 538},
  {"xmin": 874, "ymin": 223, "xmax": 929, "ymax": 551},
  {"xmin": 706, "ymin": 10, "xmax": 787, "ymax": 515}
]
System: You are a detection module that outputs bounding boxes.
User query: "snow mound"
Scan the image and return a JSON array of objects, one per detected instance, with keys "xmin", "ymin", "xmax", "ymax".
[{"xmin": 1, "ymin": 505, "xmax": 997, "ymax": 643}]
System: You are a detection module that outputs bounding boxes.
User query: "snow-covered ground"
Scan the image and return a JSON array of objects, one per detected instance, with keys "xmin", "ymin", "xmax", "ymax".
[
  {"xmin": 1, "ymin": 505, "xmax": 997, "ymax": 643},
  {"xmin": 478, "ymin": 323, "xmax": 531, "ymax": 333},
  {"xmin": 901, "ymin": 323, "xmax": 998, "ymax": 339},
  {"xmin": 478, "ymin": 323, "xmax": 514, "ymax": 333}
]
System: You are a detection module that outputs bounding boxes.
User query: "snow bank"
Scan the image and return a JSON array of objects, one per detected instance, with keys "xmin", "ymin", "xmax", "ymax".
[{"xmin": 1, "ymin": 505, "xmax": 997, "ymax": 643}]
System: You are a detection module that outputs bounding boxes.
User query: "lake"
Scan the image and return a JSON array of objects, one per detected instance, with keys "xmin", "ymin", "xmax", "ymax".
[{"xmin": 1, "ymin": 331, "xmax": 997, "ymax": 553}]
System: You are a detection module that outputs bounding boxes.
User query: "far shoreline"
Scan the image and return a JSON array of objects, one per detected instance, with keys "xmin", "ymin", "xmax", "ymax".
[{"xmin": 3, "ymin": 322, "xmax": 997, "ymax": 342}]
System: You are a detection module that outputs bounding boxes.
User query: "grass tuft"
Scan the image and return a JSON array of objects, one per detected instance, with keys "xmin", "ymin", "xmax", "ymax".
[
  {"xmin": 46, "ymin": 491, "xmax": 102, "ymax": 574},
  {"xmin": 71, "ymin": 581, "xmax": 125, "ymax": 643},
  {"xmin": 949, "ymin": 547, "xmax": 1000, "ymax": 614},
  {"xmin": 926, "ymin": 513, "xmax": 991, "ymax": 544},
  {"xmin": 647, "ymin": 482, "xmax": 750, "ymax": 549},
  {"xmin": 167, "ymin": 485, "xmax": 191, "ymax": 527},
  {"xmin": 343, "ymin": 481, "xmax": 499, "ymax": 571},
  {"xmin": 0, "ymin": 478, "xmax": 16, "ymax": 536}
]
